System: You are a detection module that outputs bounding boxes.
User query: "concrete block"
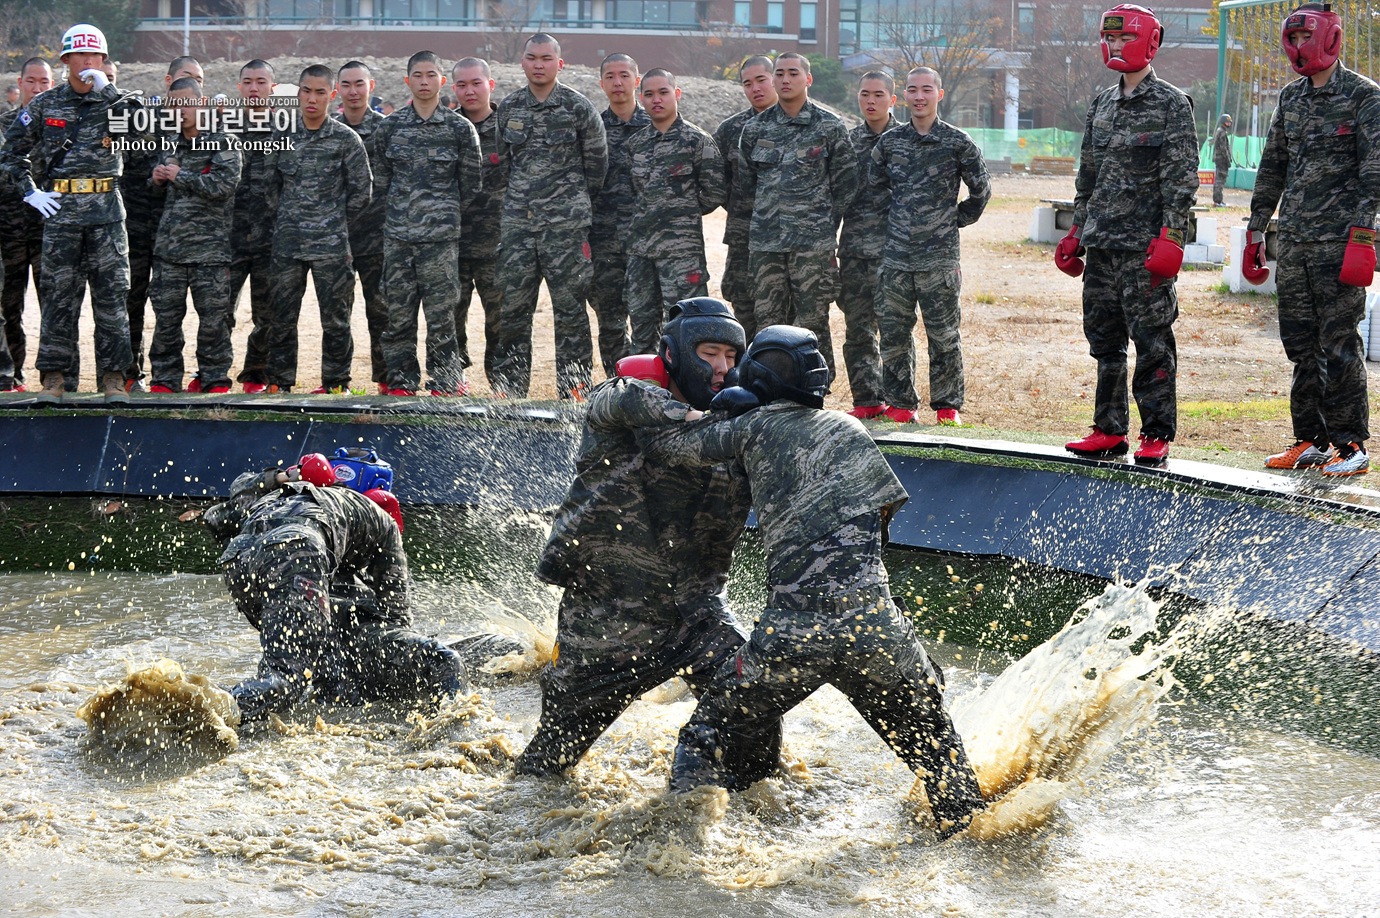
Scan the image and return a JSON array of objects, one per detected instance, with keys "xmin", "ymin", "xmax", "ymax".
[
  {"xmin": 1029, "ymin": 206, "xmax": 1058, "ymax": 244},
  {"xmin": 1207, "ymin": 244, "xmax": 1226, "ymax": 264},
  {"xmin": 1194, "ymin": 216, "xmax": 1218, "ymax": 246},
  {"xmin": 1184, "ymin": 243, "xmax": 1209, "ymax": 264}
]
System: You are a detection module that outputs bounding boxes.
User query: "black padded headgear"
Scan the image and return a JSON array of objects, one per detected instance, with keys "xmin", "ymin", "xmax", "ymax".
[
  {"xmin": 737, "ymin": 325, "xmax": 830, "ymax": 409},
  {"xmin": 659, "ymin": 297, "xmax": 746, "ymax": 410}
]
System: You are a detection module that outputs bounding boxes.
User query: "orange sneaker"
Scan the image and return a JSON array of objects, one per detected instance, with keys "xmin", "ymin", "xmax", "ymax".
[{"xmin": 1264, "ymin": 441, "xmax": 1331, "ymax": 470}]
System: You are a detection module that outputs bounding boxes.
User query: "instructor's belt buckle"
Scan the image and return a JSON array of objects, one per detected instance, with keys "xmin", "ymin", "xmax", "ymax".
[{"xmin": 71, "ymin": 178, "xmax": 95, "ymax": 193}]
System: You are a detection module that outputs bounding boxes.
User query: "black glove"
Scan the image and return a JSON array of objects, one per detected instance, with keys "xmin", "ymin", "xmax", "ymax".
[{"xmin": 710, "ymin": 386, "xmax": 761, "ymax": 418}]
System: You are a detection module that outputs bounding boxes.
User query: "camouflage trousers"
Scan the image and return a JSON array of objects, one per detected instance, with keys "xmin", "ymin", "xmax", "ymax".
[
  {"xmin": 352, "ymin": 253, "xmax": 388, "ymax": 386},
  {"xmin": 1082, "ymin": 247, "xmax": 1178, "ymax": 440},
  {"xmin": 626, "ymin": 253, "xmax": 710, "ymax": 355},
  {"xmin": 1276, "ymin": 241, "xmax": 1370, "ymax": 446},
  {"xmin": 147, "ymin": 259, "xmax": 234, "ymax": 390},
  {"xmin": 749, "ymin": 249, "xmax": 840, "ymax": 379},
  {"xmin": 222, "ymin": 527, "xmax": 463, "ymax": 723},
  {"xmin": 587, "ymin": 243, "xmax": 631, "ymax": 374},
  {"xmin": 669, "ymin": 584, "xmax": 986, "ymax": 831},
  {"xmin": 1213, "ymin": 165, "xmax": 1228, "ymax": 205},
  {"xmin": 229, "ymin": 249, "xmax": 273, "ymax": 385},
  {"xmin": 380, "ymin": 238, "xmax": 462, "ymax": 392},
  {"xmin": 721, "ymin": 243, "xmax": 757, "ymax": 342},
  {"xmin": 878, "ymin": 266, "xmax": 963, "ymax": 412},
  {"xmin": 458, "ymin": 255, "xmax": 503, "ymax": 389},
  {"xmin": 265, "ymin": 253, "xmax": 356, "ymax": 391},
  {"xmin": 124, "ymin": 227, "xmax": 156, "ymax": 381},
  {"xmin": 515, "ymin": 587, "xmax": 780, "ymax": 785},
  {"xmin": 838, "ymin": 255, "xmax": 884, "ymax": 407},
  {"xmin": 36, "ymin": 222, "xmax": 132, "ymax": 379},
  {"xmin": 494, "ymin": 226, "xmax": 594, "ymax": 399},
  {"xmin": 0, "ymin": 219, "xmax": 41, "ymax": 385}
]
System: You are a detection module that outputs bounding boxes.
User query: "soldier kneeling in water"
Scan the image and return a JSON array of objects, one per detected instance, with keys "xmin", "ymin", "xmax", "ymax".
[
  {"xmin": 203, "ymin": 448, "xmax": 465, "ymax": 724},
  {"xmin": 636, "ymin": 326, "xmax": 986, "ymax": 839}
]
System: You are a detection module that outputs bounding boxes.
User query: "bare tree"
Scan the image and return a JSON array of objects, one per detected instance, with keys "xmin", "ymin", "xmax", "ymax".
[
  {"xmin": 1020, "ymin": 0, "xmax": 1103, "ymax": 131},
  {"xmin": 0, "ymin": 1, "xmax": 71, "ymax": 71},
  {"xmin": 864, "ymin": 2, "xmax": 1001, "ymax": 122},
  {"xmin": 483, "ymin": 0, "xmax": 546, "ymax": 64},
  {"xmin": 672, "ymin": 21, "xmax": 761, "ymax": 80}
]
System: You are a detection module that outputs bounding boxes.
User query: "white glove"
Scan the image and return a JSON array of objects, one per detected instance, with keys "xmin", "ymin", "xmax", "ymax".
[
  {"xmin": 78, "ymin": 68, "xmax": 110, "ymax": 92},
  {"xmin": 23, "ymin": 190, "xmax": 61, "ymax": 218}
]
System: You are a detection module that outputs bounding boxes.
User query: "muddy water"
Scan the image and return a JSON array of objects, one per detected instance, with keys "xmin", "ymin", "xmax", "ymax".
[{"xmin": 2, "ymin": 571, "xmax": 1378, "ymax": 917}]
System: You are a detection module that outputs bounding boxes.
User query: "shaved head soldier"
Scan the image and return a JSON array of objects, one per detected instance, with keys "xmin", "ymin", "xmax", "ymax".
[{"xmin": 229, "ymin": 59, "xmax": 278, "ymax": 392}]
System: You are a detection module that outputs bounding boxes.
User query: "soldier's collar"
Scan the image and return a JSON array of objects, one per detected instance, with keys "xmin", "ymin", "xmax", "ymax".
[
  {"xmin": 1119, "ymin": 68, "xmax": 1158, "ymax": 100},
  {"xmin": 777, "ymin": 99, "xmax": 816, "ymax": 123},
  {"xmin": 525, "ymin": 82, "xmax": 564, "ymax": 107}
]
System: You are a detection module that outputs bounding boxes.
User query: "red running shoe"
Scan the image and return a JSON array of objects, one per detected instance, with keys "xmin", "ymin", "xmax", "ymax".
[
  {"xmin": 387, "ymin": 387, "xmax": 417, "ymax": 397},
  {"xmin": 207, "ymin": 384, "xmax": 231, "ymax": 394},
  {"xmin": 242, "ymin": 382, "xmax": 267, "ymax": 394},
  {"xmin": 936, "ymin": 408, "xmax": 962, "ymax": 426},
  {"xmin": 1066, "ymin": 427, "xmax": 1129, "ymax": 458},
  {"xmin": 149, "ymin": 384, "xmax": 176, "ymax": 394},
  {"xmin": 186, "ymin": 377, "xmax": 203, "ymax": 393},
  {"xmin": 847, "ymin": 405, "xmax": 887, "ymax": 419},
  {"xmin": 883, "ymin": 406, "xmax": 917, "ymax": 424},
  {"xmin": 1133, "ymin": 434, "xmax": 1170, "ymax": 465}
]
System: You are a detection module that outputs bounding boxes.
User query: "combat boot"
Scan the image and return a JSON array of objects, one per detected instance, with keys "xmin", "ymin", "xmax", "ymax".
[
  {"xmin": 102, "ymin": 371, "xmax": 130, "ymax": 404},
  {"xmin": 35, "ymin": 371, "xmax": 65, "ymax": 405}
]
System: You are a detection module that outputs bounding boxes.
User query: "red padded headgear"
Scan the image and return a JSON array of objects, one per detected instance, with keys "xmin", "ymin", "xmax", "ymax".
[
  {"xmin": 364, "ymin": 488, "xmax": 404, "ymax": 532},
  {"xmin": 295, "ymin": 453, "xmax": 336, "ymax": 488},
  {"xmin": 1282, "ymin": 4, "xmax": 1342, "ymax": 77},
  {"xmin": 1101, "ymin": 4, "xmax": 1163, "ymax": 72},
  {"xmin": 615, "ymin": 353, "xmax": 671, "ymax": 389}
]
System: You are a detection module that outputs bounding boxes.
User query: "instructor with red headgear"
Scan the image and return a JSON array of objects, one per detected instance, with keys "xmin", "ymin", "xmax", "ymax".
[{"xmin": 1058, "ymin": 5, "xmax": 1199, "ymax": 466}]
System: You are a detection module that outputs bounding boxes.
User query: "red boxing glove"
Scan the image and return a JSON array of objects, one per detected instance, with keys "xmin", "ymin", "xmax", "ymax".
[
  {"xmin": 363, "ymin": 488, "xmax": 404, "ymax": 532},
  {"xmin": 1145, "ymin": 227, "xmax": 1185, "ymax": 282},
  {"xmin": 296, "ymin": 453, "xmax": 336, "ymax": 488},
  {"xmin": 1241, "ymin": 230, "xmax": 1270, "ymax": 286},
  {"xmin": 1054, "ymin": 225, "xmax": 1085, "ymax": 277},
  {"xmin": 1340, "ymin": 226, "xmax": 1377, "ymax": 288},
  {"xmin": 615, "ymin": 353, "xmax": 670, "ymax": 389}
]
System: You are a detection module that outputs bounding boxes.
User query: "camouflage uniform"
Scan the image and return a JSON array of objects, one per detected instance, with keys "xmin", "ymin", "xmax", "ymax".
[
  {"xmin": 204, "ymin": 471, "xmax": 463, "ymax": 723},
  {"xmin": 375, "ymin": 105, "xmax": 482, "ymax": 392},
  {"xmin": 492, "ymin": 83, "xmax": 608, "ymax": 398},
  {"xmin": 458, "ymin": 103, "xmax": 507, "ymax": 389},
  {"xmin": 869, "ymin": 119, "xmax": 990, "ymax": 412},
  {"xmin": 739, "ymin": 101, "xmax": 858, "ymax": 378},
  {"xmin": 1212, "ymin": 123, "xmax": 1233, "ymax": 206},
  {"xmin": 120, "ymin": 123, "xmax": 166, "ymax": 383},
  {"xmin": 263, "ymin": 117, "xmax": 372, "ymax": 391},
  {"xmin": 638, "ymin": 403, "xmax": 983, "ymax": 828},
  {"xmin": 837, "ymin": 115, "xmax": 899, "ymax": 408},
  {"xmin": 624, "ymin": 115, "xmax": 725, "ymax": 353},
  {"xmin": 713, "ymin": 108, "xmax": 761, "ymax": 341},
  {"xmin": 516, "ymin": 377, "xmax": 779, "ymax": 783},
  {"xmin": 0, "ymin": 106, "xmax": 42, "ymax": 388},
  {"xmin": 145, "ymin": 131, "xmax": 241, "ymax": 391},
  {"xmin": 1072, "ymin": 70, "xmax": 1198, "ymax": 441},
  {"xmin": 586, "ymin": 105, "xmax": 648, "ymax": 369},
  {"xmin": 335, "ymin": 108, "xmax": 389, "ymax": 386},
  {"xmin": 1249, "ymin": 64, "xmax": 1380, "ymax": 449},
  {"xmin": 228, "ymin": 137, "xmax": 275, "ymax": 386},
  {"xmin": 0, "ymin": 81, "xmax": 134, "ymax": 382}
]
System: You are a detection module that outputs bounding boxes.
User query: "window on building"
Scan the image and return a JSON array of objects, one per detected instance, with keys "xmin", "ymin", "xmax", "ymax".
[
  {"xmin": 766, "ymin": 0, "xmax": 782, "ymax": 32},
  {"xmin": 1017, "ymin": 3, "xmax": 1034, "ymax": 40},
  {"xmin": 734, "ymin": 0, "xmax": 751, "ymax": 26},
  {"xmin": 608, "ymin": 0, "xmax": 703, "ymax": 27},
  {"xmin": 799, "ymin": 1, "xmax": 816, "ymax": 40}
]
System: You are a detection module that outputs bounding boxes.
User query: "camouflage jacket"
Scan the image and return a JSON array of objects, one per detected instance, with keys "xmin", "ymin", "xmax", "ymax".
[
  {"xmin": 495, "ymin": 83, "xmax": 608, "ymax": 232},
  {"xmin": 713, "ymin": 106, "xmax": 759, "ymax": 247},
  {"xmin": 0, "ymin": 81, "xmax": 131, "ymax": 226},
  {"xmin": 638, "ymin": 401, "xmax": 908, "ymax": 580},
  {"xmin": 121, "ymin": 122, "xmax": 167, "ymax": 244},
  {"xmin": 590, "ymin": 104, "xmax": 652, "ymax": 250},
  {"xmin": 373, "ymin": 103, "xmax": 483, "ymax": 243},
  {"xmin": 207, "ymin": 470, "xmax": 411, "ymax": 626},
  {"xmin": 868, "ymin": 118, "xmax": 991, "ymax": 271},
  {"xmin": 266, "ymin": 116, "xmax": 372, "ymax": 262},
  {"xmin": 1213, "ymin": 125, "xmax": 1233, "ymax": 169},
  {"xmin": 535, "ymin": 377, "xmax": 750, "ymax": 608},
  {"xmin": 738, "ymin": 100, "xmax": 858, "ymax": 253},
  {"xmin": 333, "ymin": 107, "xmax": 387, "ymax": 258},
  {"xmin": 230, "ymin": 128, "xmax": 274, "ymax": 255},
  {"xmin": 838, "ymin": 114, "xmax": 900, "ymax": 258},
  {"xmin": 0, "ymin": 108, "xmax": 43, "ymax": 242},
  {"xmin": 1073, "ymin": 69, "xmax": 1199, "ymax": 251},
  {"xmin": 625, "ymin": 115, "xmax": 725, "ymax": 259},
  {"xmin": 461, "ymin": 102, "xmax": 506, "ymax": 259},
  {"xmin": 150, "ymin": 130, "xmax": 241, "ymax": 264},
  {"xmin": 1250, "ymin": 64, "xmax": 1380, "ymax": 244}
]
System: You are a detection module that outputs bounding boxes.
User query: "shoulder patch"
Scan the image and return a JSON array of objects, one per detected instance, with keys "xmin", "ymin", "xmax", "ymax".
[
  {"xmin": 507, "ymin": 120, "xmax": 524, "ymax": 131},
  {"xmin": 18, "ymin": 110, "xmax": 30, "ymax": 125},
  {"xmin": 1284, "ymin": 112, "xmax": 1301, "ymax": 123}
]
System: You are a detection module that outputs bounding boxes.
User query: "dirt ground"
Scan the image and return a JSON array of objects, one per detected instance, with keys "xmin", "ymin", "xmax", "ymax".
[{"xmin": 36, "ymin": 172, "xmax": 1377, "ymax": 463}]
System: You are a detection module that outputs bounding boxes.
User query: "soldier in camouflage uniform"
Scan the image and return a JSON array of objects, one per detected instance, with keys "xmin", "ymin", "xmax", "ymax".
[
  {"xmin": 229, "ymin": 60, "xmax": 278, "ymax": 391},
  {"xmin": 586, "ymin": 53, "xmax": 646, "ymax": 372},
  {"xmin": 637, "ymin": 326, "xmax": 985, "ymax": 838},
  {"xmin": 144, "ymin": 81, "xmax": 240, "ymax": 393},
  {"xmin": 263, "ymin": 65, "xmax": 373, "ymax": 393},
  {"xmin": 454, "ymin": 58, "xmax": 507, "ymax": 391},
  {"xmin": 492, "ymin": 33, "xmax": 608, "ymax": 399},
  {"xmin": 713, "ymin": 56, "xmax": 777, "ymax": 344},
  {"xmin": 203, "ymin": 459, "xmax": 464, "ymax": 724},
  {"xmin": 869, "ymin": 68, "xmax": 990, "ymax": 426},
  {"xmin": 1247, "ymin": 5, "xmax": 1380, "ymax": 475},
  {"xmin": 0, "ymin": 57, "xmax": 53, "ymax": 391},
  {"xmin": 376, "ymin": 52, "xmax": 483, "ymax": 396},
  {"xmin": 516, "ymin": 299, "xmax": 779, "ymax": 783},
  {"xmin": 838, "ymin": 72, "xmax": 900, "ymax": 417},
  {"xmin": 1060, "ymin": 5, "xmax": 1198, "ymax": 465},
  {"xmin": 624, "ymin": 70, "xmax": 725, "ymax": 353},
  {"xmin": 335, "ymin": 62, "xmax": 389, "ymax": 393},
  {"xmin": 739, "ymin": 53, "xmax": 857, "ymax": 380},
  {"xmin": 1212, "ymin": 113, "xmax": 1233, "ymax": 207},
  {"xmin": 0, "ymin": 23, "xmax": 137, "ymax": 404}
]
